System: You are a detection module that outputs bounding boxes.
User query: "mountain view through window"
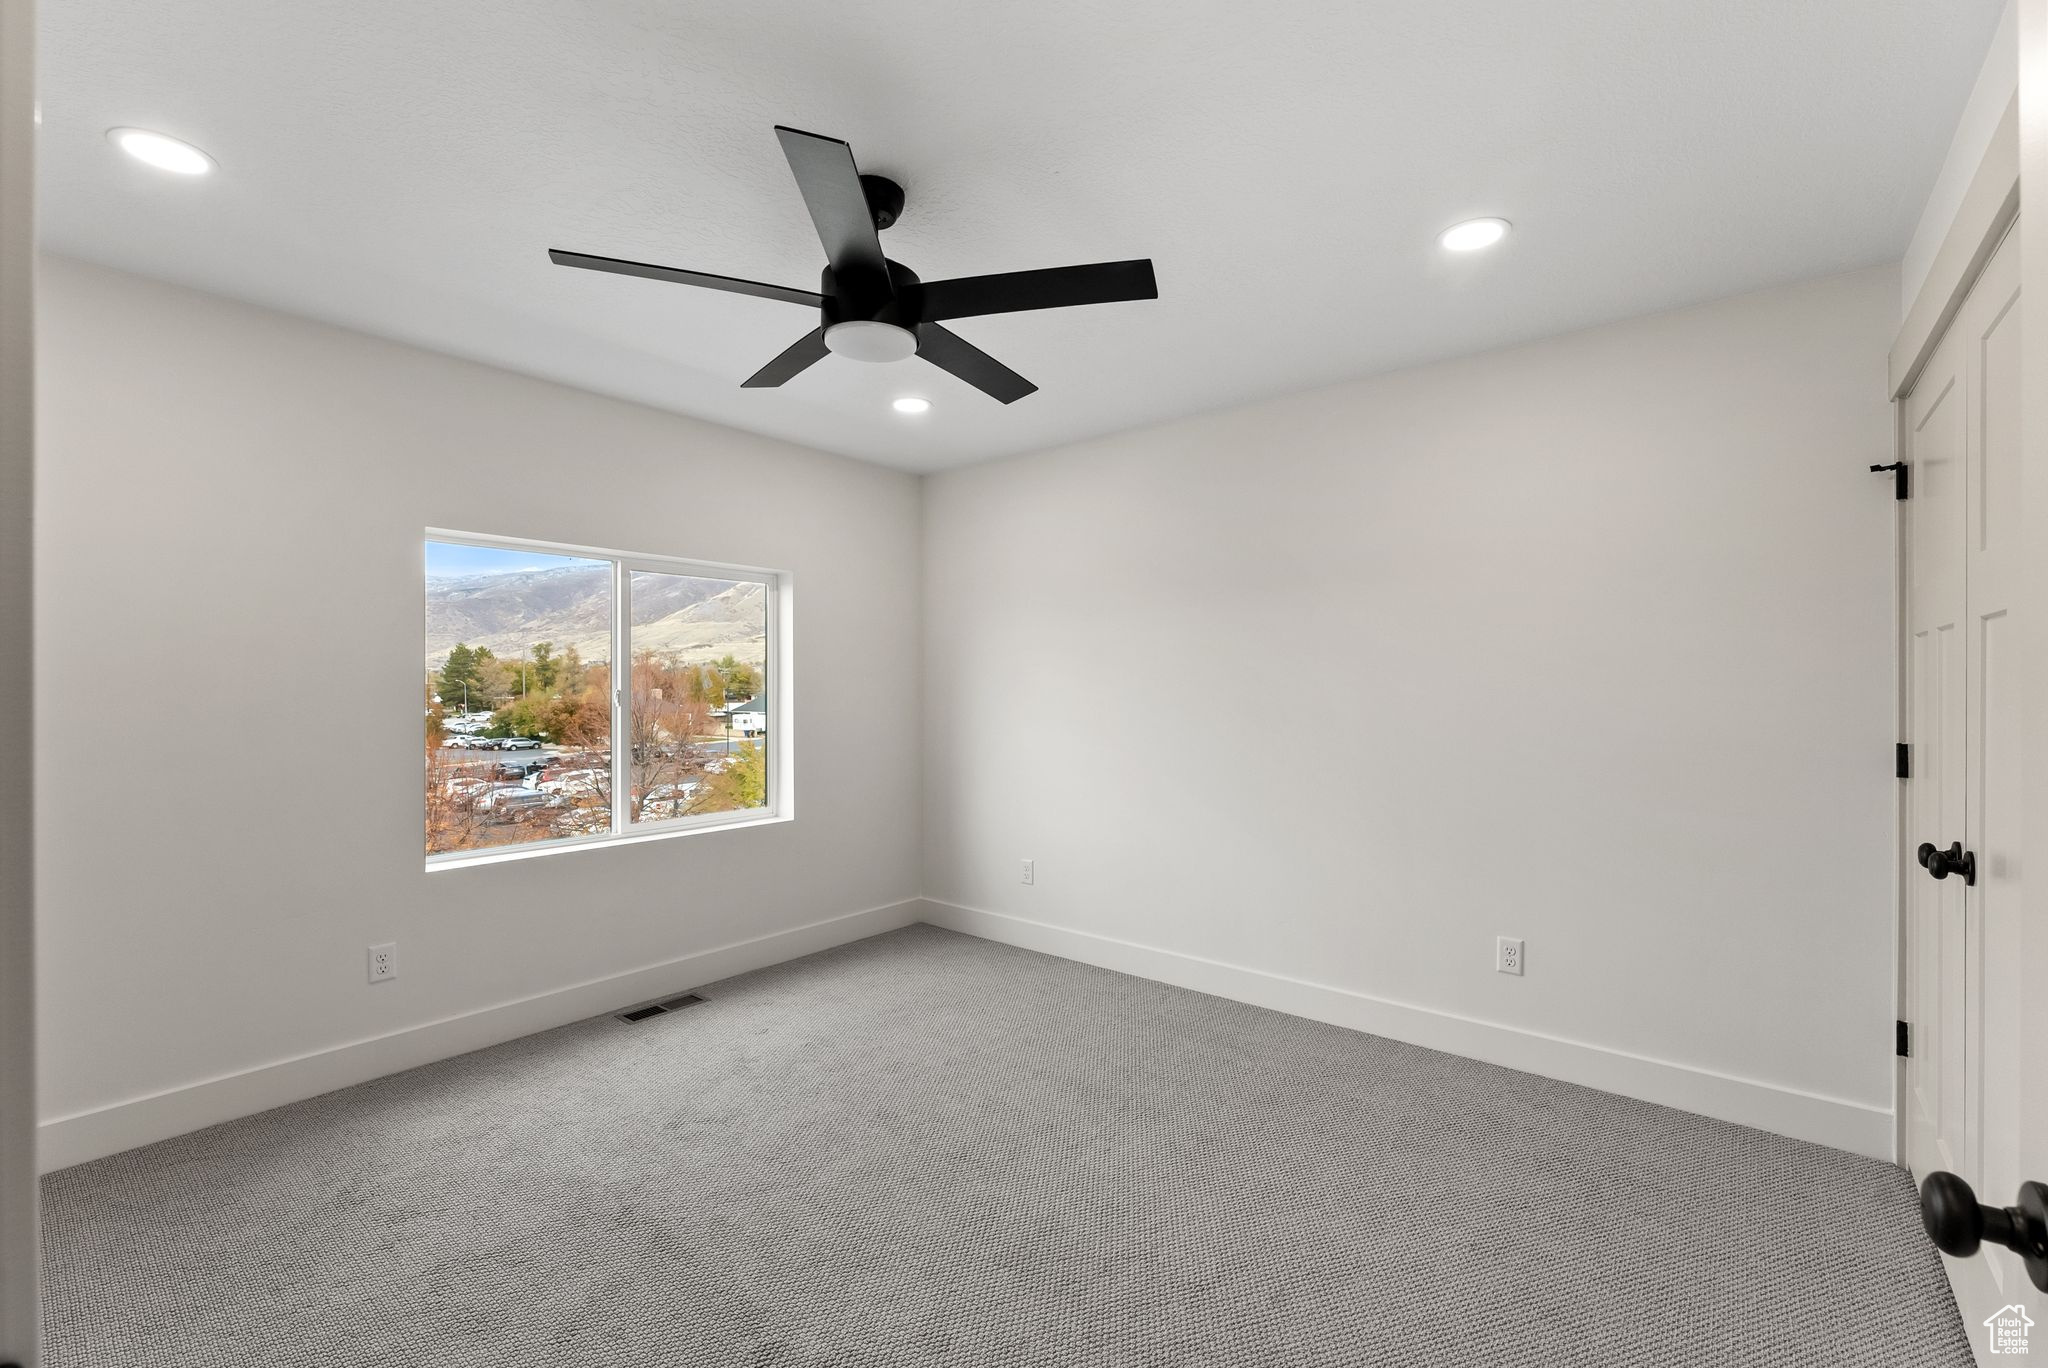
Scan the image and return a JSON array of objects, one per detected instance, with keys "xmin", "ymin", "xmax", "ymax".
[{"xmin": 425, "ymin": 539, "xmax": 771, "ymax": 858}]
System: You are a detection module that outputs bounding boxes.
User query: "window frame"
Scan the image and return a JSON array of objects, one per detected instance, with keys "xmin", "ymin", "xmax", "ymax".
[{"xmin": 424, "ymin": 528, "xmax": 789, "ymax": 871}]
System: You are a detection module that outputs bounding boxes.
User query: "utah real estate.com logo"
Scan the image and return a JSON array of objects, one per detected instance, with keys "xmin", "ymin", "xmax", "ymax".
[{"xmin": 1986, "ymin": 1304, "xmax": 2035, "ymax": 1355}]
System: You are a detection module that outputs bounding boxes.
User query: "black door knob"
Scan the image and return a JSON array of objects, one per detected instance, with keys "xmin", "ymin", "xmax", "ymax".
[
  {"xmin": 1923, "ymin": 1171, "xmax": 2008, "ymax": 1256},
  {"xmin": 1921, "ymin": 1171, "xmax": 2048, "ymax": 1291},
  {"xmin": 1921, "ymin": 841, "xmax": 1977, "ymax": 885}
]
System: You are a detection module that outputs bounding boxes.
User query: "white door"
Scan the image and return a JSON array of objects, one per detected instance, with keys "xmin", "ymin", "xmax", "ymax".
[
  {"xmin": 1903, "ymin": 276, "xmax": 1968, "ymax": 1182},
  {"xmin": 1964, "ymin": 230, "xmax": 2028, "ymax": 1313},
  {"xmin": 1901, "ymin": 224, "xmax": 2024, "ymax": 1331}
]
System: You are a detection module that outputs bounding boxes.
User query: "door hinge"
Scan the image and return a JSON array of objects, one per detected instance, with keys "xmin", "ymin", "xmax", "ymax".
[
  {"xmin": 1898, "ymin": 1020, "xmax": 1912, "ymax": 1058},
  {"xmin": 1897, "ymin": 742, "xmax": 1910, "ymax": 780},
  {"xmin": 1870, "ymin": 461, "xmax": 1909, "ymax": 500}
]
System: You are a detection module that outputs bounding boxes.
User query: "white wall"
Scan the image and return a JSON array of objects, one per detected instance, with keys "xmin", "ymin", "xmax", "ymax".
[
  {"xmin": 1903, "ymin": 0, "xmax": 2018, "ymax": 314},
  {"xmin": 921, "ymin": 266, "xmax": 1901, "ymax": 1156},
  {"xmin": 33, "ymin": 253, "xmax": 1908, "ymax": 1167},
  {"xmin": 1, "ymin": 3, "xmax": 39, "ymax": 1360},
  {"xmin": 34, "ymin": 257, "xmax": 923, "ymax": 1166}
]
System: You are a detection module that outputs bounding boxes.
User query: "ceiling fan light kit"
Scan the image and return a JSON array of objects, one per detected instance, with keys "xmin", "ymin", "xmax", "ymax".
[
  {"xmin": 550, "ymin": 125, "xmax": 1158, "ymax": 404},
  {"xmin": 824, "ymin": 320, "xmax": 918, "ymax": 362}
]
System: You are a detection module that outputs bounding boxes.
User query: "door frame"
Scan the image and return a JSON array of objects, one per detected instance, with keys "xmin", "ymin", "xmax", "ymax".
[
  {"xmin": 1892, "ymin": 96, "xmax": 2020, "ymax": 404},
  {"xmin": 0, "ymin": 3, "xmax": 36, "ymax": 1365},
  {"xmin": 2009, "ymin": 0, "xmax": 2048, "ymax": 1337}
]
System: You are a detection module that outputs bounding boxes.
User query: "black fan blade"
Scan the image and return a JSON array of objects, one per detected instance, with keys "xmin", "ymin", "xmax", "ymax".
[
  {"xmin": 549, "ymin": 249, "xmax": 823, "ymax": 308},
  {"xmin": 742, "ymin": 328, "xmax": 831, "ymax": 388},
  {"xmin": 915, "ymin": 324, "xmax": 1038, "ymax": 404},
  {"xmin": 921, "ymin": 259, "xmax": 1158, "ymax": 321},
  {"xmin": 774, "ymin": 126, "xmax": 887, "ymax": 281},
  {"xmin": 557, "ymin": 250, "xmax": 827, "ymax": 307}
]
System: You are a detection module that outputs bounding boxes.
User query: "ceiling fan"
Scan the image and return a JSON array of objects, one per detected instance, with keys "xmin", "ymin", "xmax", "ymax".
[{"xmin": 549, "ymin": 125, "xmax": 1159, "ymax": 404}]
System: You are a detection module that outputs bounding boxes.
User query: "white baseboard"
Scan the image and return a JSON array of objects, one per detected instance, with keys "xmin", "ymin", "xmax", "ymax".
[
  {"xmin": 39, "ymin": 899, "xmax": 921, "ymax": 1173},
  {"xmin": 917, "ymin": 899, "xmax": 1894, "ymax": 1160},
  {"xmin": 45, "ymin": 896, "xmax": 1893, "ymax": 1173}
]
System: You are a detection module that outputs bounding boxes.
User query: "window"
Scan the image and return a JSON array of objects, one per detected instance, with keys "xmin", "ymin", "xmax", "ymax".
[{"xmin": 424, "ymin": 533, "xmax": 779, "ymax": 864}]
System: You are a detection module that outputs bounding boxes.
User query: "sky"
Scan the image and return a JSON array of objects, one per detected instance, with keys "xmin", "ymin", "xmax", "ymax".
[{"xmin": 426, "ymin": 541, "xmax": 603, "ymax": 579}]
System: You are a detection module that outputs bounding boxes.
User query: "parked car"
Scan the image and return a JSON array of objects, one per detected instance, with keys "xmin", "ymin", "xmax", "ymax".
[
  {"xmin": 637, "ymin": 781, "xmax": 701, "ymax": 821},
  {"xmin": 495, "ymin": 757, "xmax": 549, "ymax": 780},
  {"xmin": 644, "ymin": 782, "xmax": 700, "ymax": 803},
  {"xmin": 550, "ymin": 808, "xmax": 611, "ymax": 838},
  {"xmin": 475, "ymin": 786, "xmax": 560, "ymax": 818},
  {"xmin": 501, "ymin": 737, "xmax": 543, "ymax": 750},
  {"xmin": 539, "ymin": 778, "xmax": 603, "ymax": 801}
]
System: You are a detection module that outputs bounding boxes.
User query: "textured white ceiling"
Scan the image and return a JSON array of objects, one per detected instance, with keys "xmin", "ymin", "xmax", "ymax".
[{"xmin": 39, "ymin": 0, "xmax": 2002, "ymax": 472}]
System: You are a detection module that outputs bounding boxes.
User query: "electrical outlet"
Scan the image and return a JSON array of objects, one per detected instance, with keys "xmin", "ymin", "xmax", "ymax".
[
  {"xmin": 1021, "ymin": 858, "xmax": 1035, "ymax": 886},
  {"xmin": 368, "ymin": 942, "xmax": 398, "ymax": 984},
  {"xmin": 1496, "ymin": 936, "xmax": 1524, "ymax": 976}
]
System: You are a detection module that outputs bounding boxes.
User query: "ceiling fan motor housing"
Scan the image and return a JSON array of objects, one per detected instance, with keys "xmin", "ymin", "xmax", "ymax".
[
  {"xmin": 823, "ymin": 258, "xmax": 923, "ymax": 330},
  {"xmin": 822, "ymin": 258, "xmax": 922, "ymax": 362}
]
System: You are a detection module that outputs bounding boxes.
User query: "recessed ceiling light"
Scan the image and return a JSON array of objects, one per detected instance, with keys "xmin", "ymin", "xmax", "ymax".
[
  {"xmin": 892, "ymin": 396, "xmax": 932, "ymax": 415},
  {"xmin": 1439, "ymin": 217, "xmax": 1509, "ymax": 252},
  {"xmin": 107, "ymin": 127, "xmax": 214, "ymax": 176}
]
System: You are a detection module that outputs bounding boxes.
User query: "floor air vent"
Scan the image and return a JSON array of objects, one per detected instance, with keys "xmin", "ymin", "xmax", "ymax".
[{"xmin": 615, "ymin": 993, "xmax": 705, "ymax": 1023}]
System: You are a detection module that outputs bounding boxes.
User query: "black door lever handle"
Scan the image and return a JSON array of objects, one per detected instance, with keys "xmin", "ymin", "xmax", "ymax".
[
  {"xmin": 1922, "ymin": 1172, "xmax": 2048, "ymax": 1291},
  {"xmin": 1919, "ymin": 841, "xmax": 1976, "ymax": 885}
]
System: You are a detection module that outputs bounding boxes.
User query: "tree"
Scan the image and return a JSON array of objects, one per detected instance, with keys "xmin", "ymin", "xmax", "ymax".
[
  {"xmin": 487, "ymin": 695, "xmax": 548, "ymax": 740},
  {"xmin": 485, "ymin": 674, "xmax": 609, "ymax": 744},
  {"xmin": 696, "ymin": 664, "xmax": 726, "ymax": 708},
  {"xmin": 472, "ymin": 651, "xmax": 516, "ymax": 708},
  {"xmin": 557, "ymin": 645, "xmax": 587, "ymax": 695},
  {"xmin": 425, "ymin": 745, "xmax": 552, "ymax": 856},
  {"xmin": 424, "ymin": 650, "xmax": 614, "ymax": 858},
  {"xmin": 531, "ymin": 641, "xmax": 559, "ymax": 691},
  {"xmin": 712, "ymin": 653, "xmax": 761, "ymax": 703},
  {"xmin": 437, "ymin": 643, "xmax": 481, "ymax": 713},
  {"xmin": 705, "ymin": 741, "xmax": 766, "ymax": 810}
]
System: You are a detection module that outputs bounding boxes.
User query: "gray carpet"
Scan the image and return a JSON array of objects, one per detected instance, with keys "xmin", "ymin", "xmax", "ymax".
[{"xmin": 43, "ymin": 924, "xmax": 1968, "ymax": 1367}]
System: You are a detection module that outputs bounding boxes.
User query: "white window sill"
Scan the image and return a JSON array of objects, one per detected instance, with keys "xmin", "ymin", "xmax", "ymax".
[{"xmin": 425, "ymin": 810, "xmax": 791, "ymax": 873}]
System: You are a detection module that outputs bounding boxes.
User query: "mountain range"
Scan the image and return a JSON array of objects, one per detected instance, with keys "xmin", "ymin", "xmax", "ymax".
[{"xmin": 426, "ymin": 564, "xmax": 765, "ymax": 668}]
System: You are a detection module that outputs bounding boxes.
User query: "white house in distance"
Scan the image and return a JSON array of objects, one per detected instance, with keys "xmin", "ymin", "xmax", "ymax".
[{"xmin": 721, "ymin": 698, "xmax": 766, "ymax": 738}]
